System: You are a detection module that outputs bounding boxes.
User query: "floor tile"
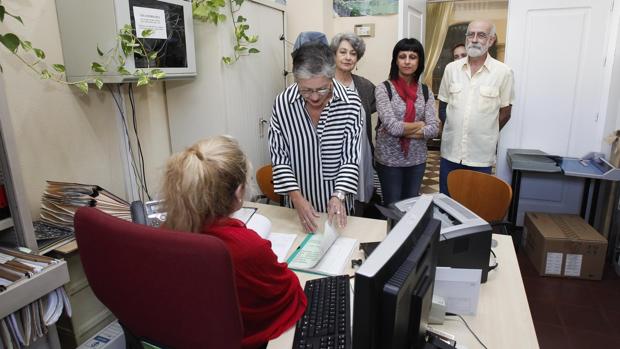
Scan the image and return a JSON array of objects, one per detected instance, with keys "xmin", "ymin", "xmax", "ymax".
[
  {"xmin": 522, "ymin": 276, "xmax": 563, "ymax": 303},
  {"xmin": 557, "ymin": 304, "xmax": 614, "ymax": 334},
  {"xmin": 533, "ymin": 322, "xmax": 569, "ymax": 349},
  {"xmin": 528, "ymin": 299, "xmax": 562, "ymax": 326},
  {"xmin": 565, "ymin": 328, "xmax": 620, "ymax": 349}
]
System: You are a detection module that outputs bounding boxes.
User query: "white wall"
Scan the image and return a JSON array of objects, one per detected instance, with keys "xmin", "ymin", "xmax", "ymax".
[
  {"xmin": 333, "ymin": 15, "xmax": 398, "ymax": 85},
  {"xmin": 0, "ymin": 1, "xmax": 170, "ymax": 214}
]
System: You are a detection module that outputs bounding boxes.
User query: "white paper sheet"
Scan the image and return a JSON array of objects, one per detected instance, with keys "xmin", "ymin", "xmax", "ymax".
[
  {"xmin": 246, "ymin": 213, "xmax": 272, "ymax": 239},
  {"xmin": 133, "ymin": 7, "xmax": 167, "ymax": 39},
  {"xmin": 266, "ymin": 233, "xmax": 296, "ymax": 263}
]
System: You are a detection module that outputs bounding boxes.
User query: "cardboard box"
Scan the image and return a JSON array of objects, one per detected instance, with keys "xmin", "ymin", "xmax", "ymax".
[{"xmin": 524, "ymin": 212, "xmax": 607, "ymax": 280}]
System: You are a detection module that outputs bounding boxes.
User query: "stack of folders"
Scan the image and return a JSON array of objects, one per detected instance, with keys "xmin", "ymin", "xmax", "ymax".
[
  {"xmin": 40, "ymin": 181, "xmax": 131, "ymax": 231},
  {"xmin": 0, "ymin": 248, "xmax": 71, "ymax": 348}
]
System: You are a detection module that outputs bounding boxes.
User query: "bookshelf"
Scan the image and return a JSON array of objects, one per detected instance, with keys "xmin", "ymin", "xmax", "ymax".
[{"xmin": 1, "ymin": 75, "xmax": 67, "ymax": 348}]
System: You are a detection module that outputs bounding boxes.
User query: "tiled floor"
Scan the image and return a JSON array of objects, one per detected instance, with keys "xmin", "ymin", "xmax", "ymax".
[{"xmin": 517, "ymin": 248, "xmax": 620, "ymax": 348}]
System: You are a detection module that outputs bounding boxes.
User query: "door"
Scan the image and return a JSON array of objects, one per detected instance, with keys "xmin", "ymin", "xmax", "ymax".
[
  {"xmin": 498, "ymin": 0, "xmax": 613, "ymax": 224},
  {"xmin": 398, "ymin": 0, "xmax": 427, "ymax": 42},
  {"xmin": 166, "ymin": 0, "xmax": 286, "ymax": 187}
]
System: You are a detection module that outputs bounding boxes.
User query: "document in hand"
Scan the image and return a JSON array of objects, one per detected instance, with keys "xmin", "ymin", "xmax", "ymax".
[
  {"xmin": 287, "ymin": 221, "xmax": 358, "ymax": 276},
  {"xmin": 231, "ymin": 208, "xmax": 296, "ymax": 263}
]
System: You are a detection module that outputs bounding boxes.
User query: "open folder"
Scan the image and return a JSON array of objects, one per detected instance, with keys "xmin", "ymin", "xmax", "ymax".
[{"xmin": 287, "ymin": 220, "xmax": 358, "ymax": 276}]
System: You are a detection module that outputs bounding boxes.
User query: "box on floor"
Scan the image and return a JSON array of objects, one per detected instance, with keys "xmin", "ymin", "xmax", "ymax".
[{"xmin": 524, "ymin": 212, "xmax": 607, "ymax": 280}]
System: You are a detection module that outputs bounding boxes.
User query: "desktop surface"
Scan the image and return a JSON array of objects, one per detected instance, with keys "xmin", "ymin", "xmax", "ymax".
[{"xmin": 255, "ymin": 199, "xmax": 538, "ymax": 349}]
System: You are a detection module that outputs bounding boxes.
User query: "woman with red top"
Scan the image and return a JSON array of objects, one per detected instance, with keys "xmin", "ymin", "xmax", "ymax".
[
  {"xmin": 160, "ymin": 135, "xmax": 307, "ymax": 349},
  {"xmin": 374, "ymin": 38, "xmax": 439, "ymax": 205}
]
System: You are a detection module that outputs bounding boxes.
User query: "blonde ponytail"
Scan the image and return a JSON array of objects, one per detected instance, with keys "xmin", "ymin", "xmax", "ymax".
[{"xmin": 161, "ymin": 136, "xmax": 249, "ymax": 232}]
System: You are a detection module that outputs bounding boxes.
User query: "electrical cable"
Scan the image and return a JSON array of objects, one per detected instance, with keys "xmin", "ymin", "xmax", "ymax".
[
  {"xmin": 489, "ymin": 249, "xmax": 499, "ymax": 271},
  {"xmin": 107, "ymin": 84, "xmax": 148, "ymax": 201},
  {"xmin": 127, "ymin": 84, "xmax": 151, "ymax": 200},
  {"xmin": 445, "ymin": 312, "xmax": 488, "ymax": 349}
]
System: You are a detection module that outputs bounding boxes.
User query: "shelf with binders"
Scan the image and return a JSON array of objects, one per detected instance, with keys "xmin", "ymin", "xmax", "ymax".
[{"xmin": 0, "ymin": 251, "xmax": 70, "ymax": 318}]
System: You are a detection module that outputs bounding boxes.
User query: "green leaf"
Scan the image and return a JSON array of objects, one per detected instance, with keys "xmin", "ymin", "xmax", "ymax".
[
  {"xmin": 217, "ymin": 13, "xmax": 226, "ymax": 23},
  {"xmin": 40, "ymin": 70, "xmax": 52, "ymax": 80},
  {"xmin": 75, "ymin": 81, "xmax": 89, "ymax": 94},
  {"xmin": 236, "ymin": 15, "xmax": 246, "ymax": 22},
  {"xmin": 117, "ymin": 66, "xmax": 131, "ymax": 75},
  {"xmin": 248, "ymin": 48, "xmax": 260, "ymax": 54},
  {"xmin": 136, "ymin": 75, "xmax": 149, "ymax": 87},
  {"xmin": 94, "ymin": 78, "xmax": 104, "ymax": 90},
  {"xmin": 20, "ymin": 40, "xmax": 32, "ymax": 51},
  {"xmin": 52, "ymin": 64, "xmax": 65, "ymax": 73},
  {"xmin": 12, "ymin": 16, "xmax": 23, "ymax": 24},
  {"xmin": 233, "ymin": 0, "xmax": 244, "ymax": 6},
  {"xmin": 0, "ymin": 6, "xmax": 5, "ymax": 22},
  {"xmin": 90, "ymin": 62, "xmax": 107, "ymax": 73},
  {"xmin": 148, "ymin": 51, "xmax": 157, "ymax": 60},
  {"xmin": 141, "ymin": 29, "xmax": 154, "ymax": 37},
  {"xmin": 151, "ymin": 69, "xmax": 166, "ymax": 79},
  {"xmin": 0, "ymin": 33, "xmax": 20, "ymax": 53},
  {"xmin": 247, "ymin": 35, "xmax": 258, "ymax": 43},
  {"xmin": 97, "ymin": 45, "xmax": 104, "ymax": 56},
  {"xmin": 33, "ymin": 48, "xmax": 45, "ymax": 59},
  {"xmin": 0, "ymin": 63, "xmax": 3, "ymax": 73},
  {"xmin": 118, "ymin": 55, "xmax": 126, "ymax": 66},
  {"xmin": 222, "ymin": 56, "xmax": 233, "ymax": 65}
]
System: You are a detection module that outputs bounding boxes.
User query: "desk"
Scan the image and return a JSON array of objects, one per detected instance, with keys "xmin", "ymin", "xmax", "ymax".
[{"xmin": 252, "ymin": 203, "xmax": 539, "ymax": 349}]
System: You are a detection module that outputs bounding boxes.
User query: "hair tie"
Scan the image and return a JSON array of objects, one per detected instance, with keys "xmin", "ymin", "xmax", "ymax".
[{"xmin": 190, "ymin": 148, "xmax": 204, "ymax": 161}]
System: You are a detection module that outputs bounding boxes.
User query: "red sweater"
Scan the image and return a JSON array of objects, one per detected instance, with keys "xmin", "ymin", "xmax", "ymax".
[{"xmin": 202, "ymin": 218, "xmax": 307, "ymax": 349}]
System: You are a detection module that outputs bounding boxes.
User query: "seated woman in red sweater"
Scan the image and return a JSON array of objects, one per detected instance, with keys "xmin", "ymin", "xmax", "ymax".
[{"xmin": 160, "ymin": 135, "xmax": 307, "ymax": 349}]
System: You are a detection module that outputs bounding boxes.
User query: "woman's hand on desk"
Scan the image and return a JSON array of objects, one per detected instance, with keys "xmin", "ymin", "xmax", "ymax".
[
  {"xmin": 290, "ymin": 191, "xmax": 320, "ymax": 232},
  {"xmin": 327, "ymin": 197, "xmax": 347, "ymax": 229}
]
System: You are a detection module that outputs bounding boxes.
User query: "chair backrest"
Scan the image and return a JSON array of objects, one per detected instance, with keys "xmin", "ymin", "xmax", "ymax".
[
  {"xmin": 447, "ymin": 169, "xmax": 513, "ymax": 222},
  {"xmin": 256, "ymin": 164, "xmax": 281, "ymax": 203},
  {"xmin": 74, "ymin": 207, "xmax": 243, "ymax": 349}
]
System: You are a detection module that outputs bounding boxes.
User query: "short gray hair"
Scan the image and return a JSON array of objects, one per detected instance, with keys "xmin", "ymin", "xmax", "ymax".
[
  {"xmin": 330, "ymin": 32, "xmax": 366, "ymax": 60},
  {"xmin": 292, "ymin": 43, "xmax": 336, "ymax": 80}
]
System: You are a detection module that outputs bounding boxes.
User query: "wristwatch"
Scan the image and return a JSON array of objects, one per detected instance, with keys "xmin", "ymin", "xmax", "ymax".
[{"xmin": 331, "ymin": 190, "xmax": 346, "ymax": 201}]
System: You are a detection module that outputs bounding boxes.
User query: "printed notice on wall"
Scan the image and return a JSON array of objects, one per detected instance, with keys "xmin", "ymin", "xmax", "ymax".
[
  {"xmin": 133, "ymin": 7, "xmax": 167, "ymax": 39},
  {"xmin": 564, "ymin": 254, "xmax": 583, "ymax": 277},
  {"xmin": 545, "ymin": 252, "xmax": 563, "ymax": 275}
]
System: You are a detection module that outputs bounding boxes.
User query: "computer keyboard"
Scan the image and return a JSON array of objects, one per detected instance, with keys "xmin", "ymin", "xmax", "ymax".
[{"xmin": 292, "ymin": 275, "xmax": 351, "ymax": 349}]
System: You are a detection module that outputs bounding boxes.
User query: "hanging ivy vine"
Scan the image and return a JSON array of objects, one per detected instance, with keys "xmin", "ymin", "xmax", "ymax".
[
  {"xmin": 192, "ymin": 0, "xmax": 260, "ymax": 64},
  {"xmin": 0, "ymin": 1, "xmax": 164, "ymax": 93}
]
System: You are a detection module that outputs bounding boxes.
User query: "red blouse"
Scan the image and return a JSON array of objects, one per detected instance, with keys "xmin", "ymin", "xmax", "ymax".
[{"xmin": 202, "ymin": 217, "xmax": 307, "ymax": 349}]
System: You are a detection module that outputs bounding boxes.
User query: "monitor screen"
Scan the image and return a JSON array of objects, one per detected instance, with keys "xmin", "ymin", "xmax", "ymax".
[{"xmin": 353, "ymin": 196, "xmax": 441, "ymax": 349}]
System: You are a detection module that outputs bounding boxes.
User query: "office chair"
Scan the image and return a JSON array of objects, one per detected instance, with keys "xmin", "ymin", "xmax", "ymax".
[
  {"xmin": 256, "ymin": 164, "xmax": 283, "ymax": 205},
  {"xmin": 74, "ymin": 207, "xmax": 243, "ymax": 349},
  {"xmin": 447, "ymin": 169, "xmax": 513, "ymax": 236}
]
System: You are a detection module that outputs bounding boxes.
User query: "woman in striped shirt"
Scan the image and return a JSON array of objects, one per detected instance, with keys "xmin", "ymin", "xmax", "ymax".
[{"xmin": 268, "ymin": 42, "xmax": 363, "ymax": 233}]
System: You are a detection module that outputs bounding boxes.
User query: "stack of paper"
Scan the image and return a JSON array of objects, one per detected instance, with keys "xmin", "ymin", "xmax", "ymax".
[
  {"xmin": 40, "ymin": 181, "xmax": 130, "ymax": 230},
  {"xmin": 0, "ymin": 248, "xmax": 70, "ymax": 348}
]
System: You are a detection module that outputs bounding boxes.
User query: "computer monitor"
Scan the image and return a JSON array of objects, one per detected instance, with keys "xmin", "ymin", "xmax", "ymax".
[{"xmin": 353, "ymin": 196, "xmax": 441, "ymax": 349}]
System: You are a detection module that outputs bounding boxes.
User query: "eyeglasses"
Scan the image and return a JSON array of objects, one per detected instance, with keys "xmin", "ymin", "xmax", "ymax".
[
  {"xmin": 299, "ymin": 86, "xmax": 332, "ymax": 98},
  {"xmin": 465, "ymin": 31, "xmax": 490, "ymax": 40}
]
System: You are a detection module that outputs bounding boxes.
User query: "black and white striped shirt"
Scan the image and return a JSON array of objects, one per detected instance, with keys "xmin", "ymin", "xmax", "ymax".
[{"xmin": 268, "ymin": 79, "xmax": 362, "ymax": 213}]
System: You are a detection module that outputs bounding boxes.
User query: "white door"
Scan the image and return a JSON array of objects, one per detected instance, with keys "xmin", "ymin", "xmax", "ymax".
[
  {"xmin": 166, "ymin": 0, "xmax": 285, "ymax": 187},
  {"xmin": 398, "ymin": 0, "xmax": 427, "ymax": 42},
  {"xmin": 498, "ymin": 0, "xmax": 613, "ymax": 225}
]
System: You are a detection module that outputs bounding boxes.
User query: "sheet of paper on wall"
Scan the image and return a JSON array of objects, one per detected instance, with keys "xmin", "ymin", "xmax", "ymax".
[
  {"xmin": 287, "ymin": 221, "xmax": 357, "ymax": 276},
  {"xmin": 433, "ymin": 267, "xmax": 482, "ymax": 316},
  {"xmin": 133, "ymin": 6, "xmax": 168, "ymax": 39}
]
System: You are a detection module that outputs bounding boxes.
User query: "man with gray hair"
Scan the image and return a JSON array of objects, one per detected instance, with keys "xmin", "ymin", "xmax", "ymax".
[
  {"xmin": 269, "ymin": 37, "xmax": 362, "ymax": 232},
  {"xmin": 437, "ymin": 20, "xmax": 515, "ymax": 195}
]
